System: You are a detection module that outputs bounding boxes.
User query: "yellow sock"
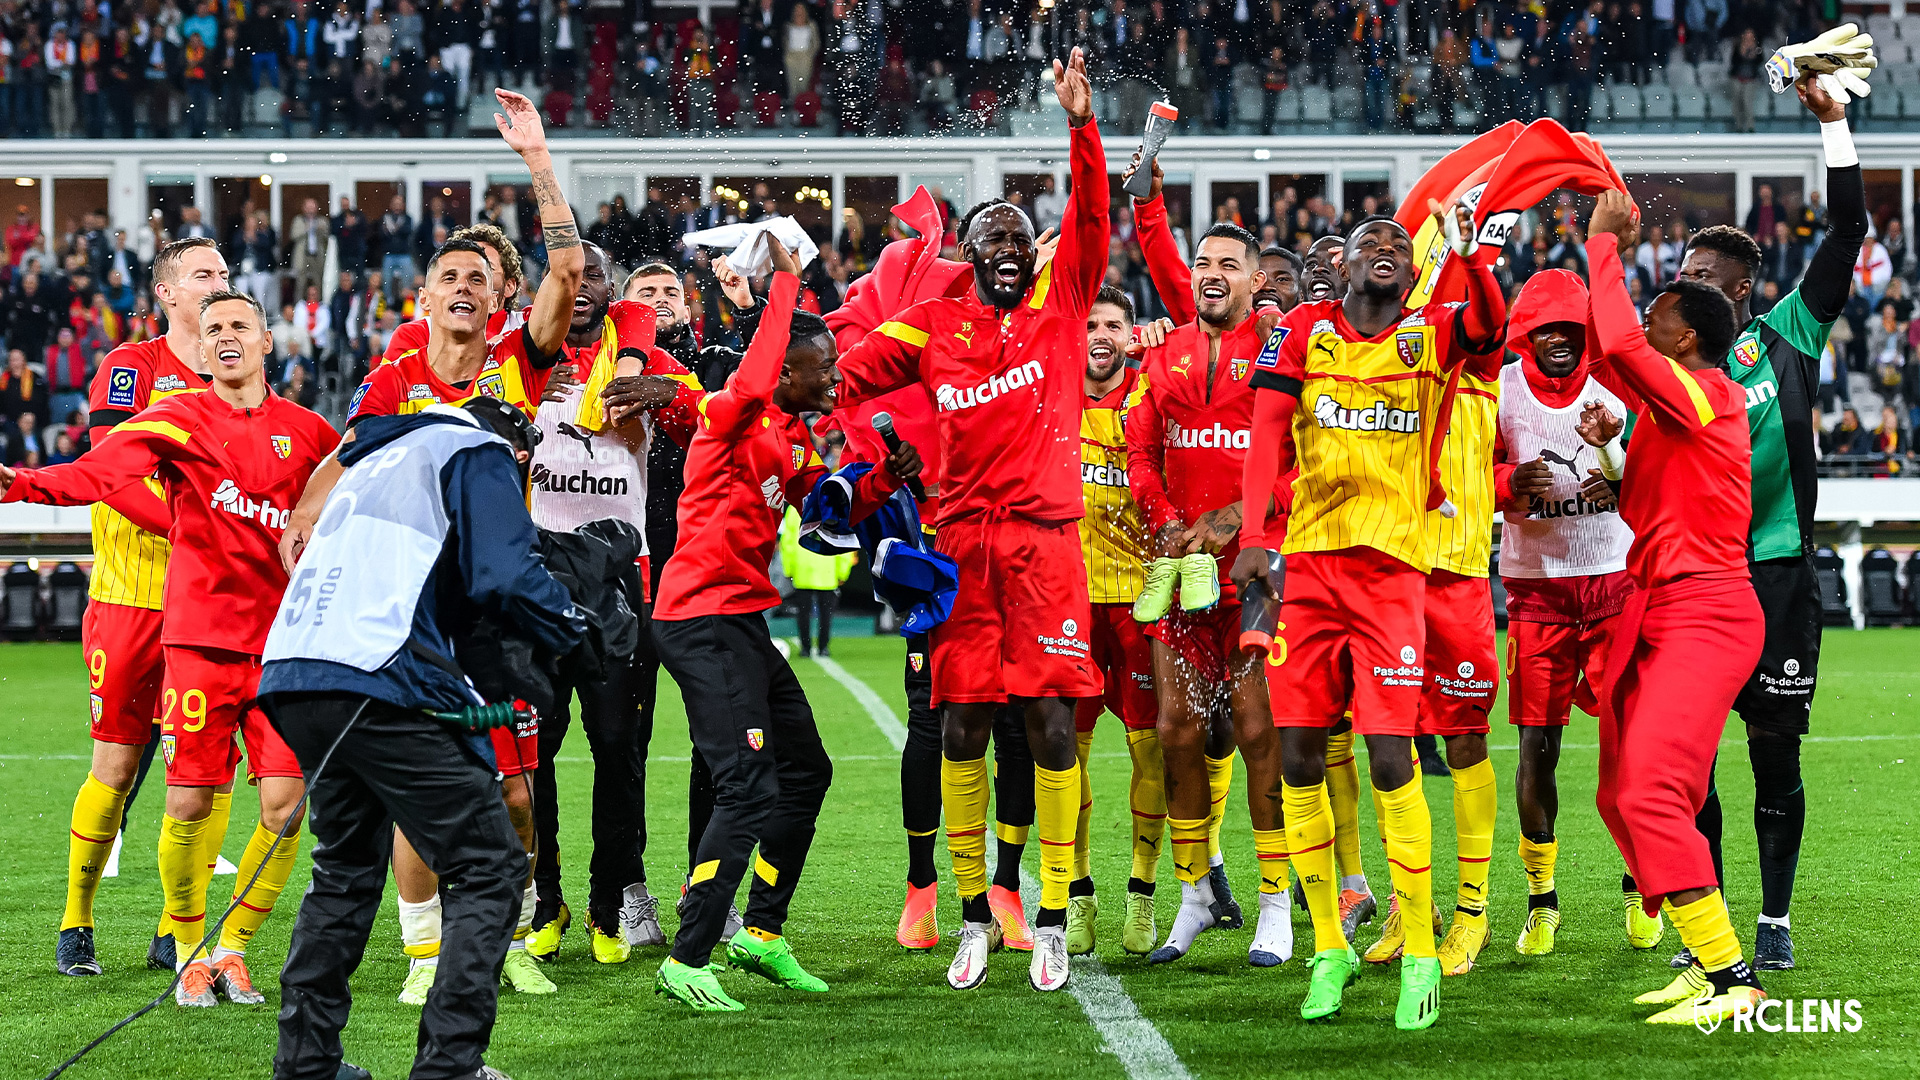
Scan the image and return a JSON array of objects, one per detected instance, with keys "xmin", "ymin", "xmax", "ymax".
[
  {"xmin": 942, "ymin": 756, "xmax": 991, "ymax": 900},
  {"xmin": 1519, "ymin": 836, "xmax": 1559, "ymax": 896},
  {"xmin": 1125, "ymin": 729, "xmax": 1167, "ymax": 884},
  {"xmin": 219, "ymin": 821, "xmax": 301, "ymax": 953},
  {"xmin": 159, "ymin": 790, "xmax": 232, "ymax": 941},
  {"xmin": 63, "ymin": 773, "xmax": 129, "ymax": 930},
  {"xmin": 157, "ymin": 814, "xmax": 212, "ymax": 954},
  {"xmin": 1283, "ymin": 782, "xmax": 1345, "ymax": 953},
  {"xmin": 1666, "ymin": 891, "xmax": 1744, "ymax": 972},
  {"xmin": 746, "ymin": 926, "xmax": 780, "ymax": 942},
  {"xmin": 1205, "ymin": 753, "xmax": 1233, "ymax": 864},
  {"xmin": 1325, "ymin": 729, "xmax": 1365, "ymax": 881},
  {"xmin": 1072, "ymin": 730, "xmax": 1094, "ymax": 881},
  {"xmin": 1034, "ymin": 764, "xmax": 1079, "ymax": 912},
  {"xmin": 1451, "ymin": 758, "xmax": 1496, "ymax": 916},
  {"xmin": 1252, "ymin": 828, "xmax": 1290, "ymax": 894},
  {"xmin": 1376, "ymin": 775, "xmax": 1437, "ymax": 959},
  {"xmin": 1167, "ymin": 816, "xmax": 1210, "ymax": 885}
]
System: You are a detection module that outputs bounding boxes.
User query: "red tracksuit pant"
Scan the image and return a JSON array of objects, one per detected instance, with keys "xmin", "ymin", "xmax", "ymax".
[{"xmin": 1595, "ymin": 573, "xmax": 1762, "ymax": 914}]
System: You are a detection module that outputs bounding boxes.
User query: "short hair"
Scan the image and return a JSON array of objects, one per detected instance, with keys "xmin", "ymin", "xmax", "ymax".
[
  {"xmin": 624, "ymin": 262, "xmax": 679, "ymax": 294},
  {"xmin": 1662, "ymin": 279, "xmax": 1738, "ymax": 367},
  {"xmin": 424, "ymin": 239, "xmax": 495, "ymax": 284},
  {"xmin": 958, "ymin": 198, "xmax": 1028, "ymax": 242},
  {"xmin": 152, "ymin": 237, "xmax": 220, "ymax": 286},
  {"xmin": 788, "ymin": 310, "xmax": 831, "ymax": 345},
  {"xmin": 1346, "ymin": 214, "xmax": 1407, "ymax": 242},
  {"xmin": 449, "ymin": 223, "xmax": 523, "ymax": 289},
  {"xmin": 198, "ymin": 288, "xmax": 266, "ymax": 322},
  {"xmin": 1260, "ymin": 245, "xmax": 1304, "ymax": 273},
  {"xmin": 1199, "ymin": 222, "xmax": 1260, "ymax": 262},
  {"xmin": 1092, "ymin": 284, "xmax": 1136, "ymax": 323},
  {"xmin": 1686, "ymin": 224, "xmax": 1761, "ymax": 280}
]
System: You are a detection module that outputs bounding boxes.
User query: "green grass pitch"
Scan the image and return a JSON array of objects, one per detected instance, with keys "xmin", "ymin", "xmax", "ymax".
[{"xmin": 1, "ymin": 632, "xmax": 1916, "ymax": 1079}]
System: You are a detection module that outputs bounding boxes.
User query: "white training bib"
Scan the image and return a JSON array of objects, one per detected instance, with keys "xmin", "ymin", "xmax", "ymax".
[
  {"xmin": 1496, "ymin": 363, "xmax": 1634, "ymax": 579},
  {"xmin": 530, "ymin": 379, "xmax": 652, "ymax": 543}
]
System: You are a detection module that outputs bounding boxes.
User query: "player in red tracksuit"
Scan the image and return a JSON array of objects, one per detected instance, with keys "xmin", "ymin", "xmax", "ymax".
[
  {"xmin": 651, "ymin": 259, "xmax": 916, "ymax": 1012},
  {"xmin": 379, "ymin": 222, "xmax": 529, "ymax": 364},
  {"xmin": 1125, "ymin": 217, "xmax": 1292, "ymax": 970},
  {"xmin": 3, "ymin": 291, "xmax": 336, "ymax": 1009},
  {"xmin": 831, "ymin": 49, "xmax": 1105, "ymax": 993},
  {"xmin": 1581, "ymin": 191, "xmax": 1768, "ymax": 1026}
]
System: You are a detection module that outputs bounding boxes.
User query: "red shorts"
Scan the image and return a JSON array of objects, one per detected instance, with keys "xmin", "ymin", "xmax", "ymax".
[
  {"xmin": 490, "ymin": 710, "xmax": 540, "ymax": 777},
  {"xmin": 1503, "ymin": 573, "xmax": 1633, "ymax": 727},
  {"xmin": 1145, "ymin": 605, "xmax": 1240, "ymax": 685},
  {"xmin": 931, "ymin": 516, "xmax": 1101, "ymax": 705},
  {"xmin": 1075, "ymin": 602, "xmax": 1157, "ymax": 732},
  {"xmin": 82, "ymin": 602, "xmax": 164, "ymax": 746},
  {"xmin": 158, "ymin": 646, "xmax": 301, "ymax": 787},
  {"xmin": 1417, "ymin": 570, "xmax": 1498, "ymax": 737},
  {"xmin": 1267, "ymin": 548, "xmax": 1426, "ymax": 736}
]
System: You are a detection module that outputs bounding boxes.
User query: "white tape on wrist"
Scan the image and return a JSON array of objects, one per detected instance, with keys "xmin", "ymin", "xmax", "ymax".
[
  {"xmin": 1821, "ymin": 119, "xmax": 1858, "ymax": 169},
  {"xmin": 1597, "ymin": 436, "xmax": 1627, "ymax": 481}
]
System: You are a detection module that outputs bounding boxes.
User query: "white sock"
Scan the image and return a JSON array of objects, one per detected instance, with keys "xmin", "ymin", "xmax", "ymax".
[
  {"xmin": 209, "ymin": 945, "xmax": 243, "ymax": 964},
  {"xmin": 1251, "ymin": 891, "xmax": 1294, "ymax": 963},
  {"xmin": 1209, "ymin": 852, "xmax": 1225, "ymax": 869},
  {"xmin": 1758, "ymin": 912, "xmax": 1791, "ymax": 929},
  {"xmin": 398, "ymin": 894, "xmax": 442, "ymax": 961},
  {"xmin": 516, "ymin": 880, "xmax": 536, "ymax": 939},
  {"xmin": 1159, "ymin": 878, "xmax": 1218, "ymax": 957},
  {"xmin": 1340, "ymin": 874, "xmax": 1370, "ymax": 895}
]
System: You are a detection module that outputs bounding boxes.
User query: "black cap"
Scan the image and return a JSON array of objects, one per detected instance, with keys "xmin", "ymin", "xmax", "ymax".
[{"xmin": 461, "ymin": 396, "xmax": 542, "ymax": 454}]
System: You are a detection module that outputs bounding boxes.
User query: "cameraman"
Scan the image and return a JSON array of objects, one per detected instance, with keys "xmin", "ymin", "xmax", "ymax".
[{"xmin": 260, "ymin": 398, "xmax": 585, "ymax": 1080}]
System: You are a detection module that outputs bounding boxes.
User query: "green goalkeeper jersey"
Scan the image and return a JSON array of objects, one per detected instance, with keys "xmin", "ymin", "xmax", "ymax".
[{"xmin": 1726, "ymin": 288, "xmax": 1832, "ymax": 562}]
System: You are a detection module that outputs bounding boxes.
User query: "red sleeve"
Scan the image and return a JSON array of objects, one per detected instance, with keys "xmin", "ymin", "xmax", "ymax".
[
  {"xmin": 608, "ymin": 298, "xmax": 657, "ymax": 357},
  {"xmin": 4, "ymin": 412, "xmax": 184, "ymax": 508},
  {"xmin": 833, "ymin": 300, "xmax": 933, "ymax": 407},
  {"xmin": 1492, "ymin": 425, "xmax": 1517, "ymax": 508},
  {"xmin": 1133, "ymin": 194, "xmax": 1195, "ymax": 326},
  {"xmin": 349, "ymin": 363, "xmax": 405, "ymax": 422},
  {"xmin": 1044, "ymin": 119, "xmax": 1111, "ymax": 318},
  {"xmin": 700, "ymin": 273, "xmax": 800, "ymax": 440},
  {"xmin": 382, "ymin": 318, "xmax": 429, "ymax": 363},
  {"xmin": 85, "ymin": 346, "xmax": 155, "ymax": 427},
  {"xmin": 642, "ymin": 346, "xmax": 703, "ymax": 448},
  {"xmin": 1438, "ymin": 259, "xmax": 1508, "ymax": 372},
  {"xmin": 1124, "ymin": 366, "xmax": 1180, "ymax": 532},
  {"xmin": 786, "ymin": 455, "xmax": 903, "ymax": 524},
  {"xmin": 1240, "ymin": 387, "xmax": 1298, "ymax": 548},
  {"xmin": 1585, "ymin": 237, "xmax": 1722, "ymax": 430}
]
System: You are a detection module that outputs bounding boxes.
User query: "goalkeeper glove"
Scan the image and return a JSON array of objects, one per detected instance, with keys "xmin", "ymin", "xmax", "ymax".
[{"xmin": 1768, "ymin": 22, "xmax": 1877, "ymax": 100}]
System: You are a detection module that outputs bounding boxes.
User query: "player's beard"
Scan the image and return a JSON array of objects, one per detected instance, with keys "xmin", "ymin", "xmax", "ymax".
[{"xmin": 1355, "ymin": 273, "xmax": 1409, "ymax": 302}]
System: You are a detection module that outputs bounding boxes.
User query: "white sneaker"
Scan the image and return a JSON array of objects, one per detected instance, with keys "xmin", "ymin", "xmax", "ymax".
[
  {"xmin": 1249, "ymin": 890, "xmax": 1294, "ymax": 967},
  {"xmin": 620, "ymin": 884, "xmax": 666, "ymax": 948},
  {"xmin": 1029, "ymin": 925, "xmax": 1071, "ymax": 992},
  {"xmin": 948, "ymin": 921, "xmax": 992, "ymax": 989}
]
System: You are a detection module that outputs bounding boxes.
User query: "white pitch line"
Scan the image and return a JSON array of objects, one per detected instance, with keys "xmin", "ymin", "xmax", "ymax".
[{"xmin": 803, "ymin": 656, "xmax": 1192, "ymax": 1080}]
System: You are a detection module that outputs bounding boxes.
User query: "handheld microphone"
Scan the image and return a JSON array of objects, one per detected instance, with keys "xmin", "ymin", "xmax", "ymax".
[{"xmin": 871, "ymin": 411, "xmax": 926, "ymax": 502}]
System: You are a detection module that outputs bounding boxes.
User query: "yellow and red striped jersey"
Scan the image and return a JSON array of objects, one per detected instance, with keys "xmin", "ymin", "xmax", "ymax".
[
  {"xmin": 1427, "ymin": 367, "xmax": 1500, "ymax": 577},
  {"xmin": 83, "ymin": 338, "xmax": 209, "ymax": 609},
  {"xmin": 1082, "ymin": 369, "xmax": 1148, "ymax": 603},
  {"xmin": 1253, "ymin": 300, "xmax": 1496, "ymax": 574}
]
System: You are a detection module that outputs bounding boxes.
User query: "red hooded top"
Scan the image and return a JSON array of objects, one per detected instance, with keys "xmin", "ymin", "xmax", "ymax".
[
  {"xmin": 1494, "ymin": 269, "xmax": 1599, "ymax": 505},
  {"xmin": 818, "ymin": 186, "xmax": 973, "ymax": 514}
]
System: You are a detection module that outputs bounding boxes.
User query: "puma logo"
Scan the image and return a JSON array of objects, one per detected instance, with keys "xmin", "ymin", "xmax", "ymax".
[
  {"xmin": 556, "ymin": 422, "xmax": 594, "ymax": 458},
  {"xmin": 1539, "ymin": 447, "xmax": 1582, "ymax": 480}
]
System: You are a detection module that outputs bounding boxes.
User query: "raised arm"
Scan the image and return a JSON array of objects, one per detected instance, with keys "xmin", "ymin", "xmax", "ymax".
[
  {"xmin": 1585, "ymin": 212, "xmax": 1722, "ymax": 431},
  {"xmin": 1791, "ymin": 77, "xmax": 1866, "ymax": 326},
  {"xmin": 1045, "ymin": 48, "xmax": 1110, "ymax": 317},
  {"xmin": 1130, "ymin": 174, "xmax": 1196, "ymax": 325},
  {"xmin": 497, "ymin": 88, "xmax": 582, "ymax": 359},
  {"xmin": 699, "ymin": 271, "xmax": 800, "ymax": 441},
  {"xmin": 833, "ymin": 301, "xmax": 933, "ymax": 407}
]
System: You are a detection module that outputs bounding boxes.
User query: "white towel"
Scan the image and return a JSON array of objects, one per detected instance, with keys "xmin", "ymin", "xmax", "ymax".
[{"xmin": 680, "ymin": 216, "xmax": 820, "ymax": 276}]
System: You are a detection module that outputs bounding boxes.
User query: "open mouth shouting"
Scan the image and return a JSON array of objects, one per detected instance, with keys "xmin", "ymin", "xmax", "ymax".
[
  {"xmin": 1369, "ymin": 254, "xmax": 1399, "ymax": 278},
  {"xmin": 992, "ymin": 255, "xmax": 1025, "ymax": 288},
  {"xmin": 215, "ymin": 345, "xmax": 244, "ymax": 368},
  {"xmin": 448, "ymin": 298, "xmax": 480, "ymax": 319},
  {"xmin": 1198, "ymin": 280, "xmax": 1229, "ymax": 305}
]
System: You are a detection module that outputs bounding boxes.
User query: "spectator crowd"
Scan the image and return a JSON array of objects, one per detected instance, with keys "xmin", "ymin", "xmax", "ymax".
[
  {"xmin": 2, "ymin": 166, "xmax": 1915, "ymax": 473},
  {"xmin": 0, "ymin": 0, "xmax": 1859, "ymax": 139}
]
